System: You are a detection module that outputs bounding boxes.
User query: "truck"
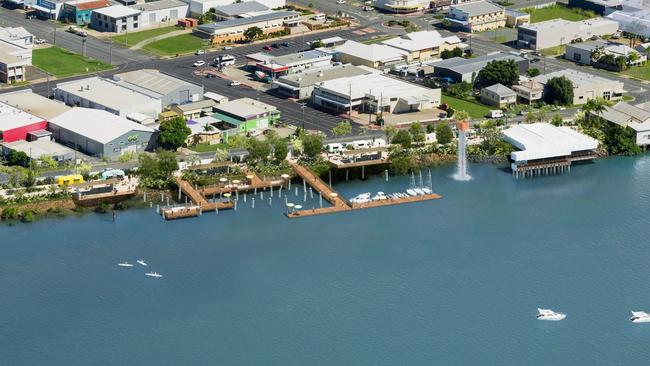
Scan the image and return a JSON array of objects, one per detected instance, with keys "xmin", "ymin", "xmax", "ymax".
[{"xmin": 489, "ymin": 110, "xmax": 504, "ymax": 119}]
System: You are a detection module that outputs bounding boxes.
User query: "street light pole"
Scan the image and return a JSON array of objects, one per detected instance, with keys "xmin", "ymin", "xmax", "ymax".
[
  {"xmin": 51, "ymin": 9, "xmax": 56, "ymax": 45},
  {"xmin": 108, "ymin": 40, "xmax": 113, "ymax": 65}
]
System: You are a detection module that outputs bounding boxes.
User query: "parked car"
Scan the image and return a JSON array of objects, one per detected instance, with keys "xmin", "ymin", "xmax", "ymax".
[
  {"xmin": 195, "ymin": 49, "xmax": 205, "ymax": 55},
  {"xmin": 271, "ymin": 43, "xmax": 279, "ymax": 48},
  {"xmin": 205, "ymin": 73, "xmax": 216, "ymax": 78},
  {"xmin": 262, "ymin": 45, "xmax": 273, "ymax": 51},
  {"xmin": 223, "ymin": 46, "xmax": 233, "ymax": 50},
  {"xmin": 530, "ymin": 58, "xmax": 540, "ymax": 63},
  {"xmin": 34, "ymin": 38, "xmax": 47, "ymax": 45},
  {"xmin": 229, "ymin": 81, "xmax": 242, "ymax": 86},
  {"xmin": 488, "ymin": 110, "xmax": 504, "ymax": 119},
  {"xmin": 281, "ymin": 42, "xmax": 291, "ymax": 47},
  {"xmin": 193, "ymin": 60, "xmax": 206, "ymax": 67}
]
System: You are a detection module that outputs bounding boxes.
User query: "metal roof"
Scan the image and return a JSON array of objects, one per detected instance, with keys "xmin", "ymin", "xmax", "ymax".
[
  {"xmin": 0, "ymin": 101, "xmax": 43, "ymax": 132},
  {"xmin": 381, "ymin": 30, "xmax": 461, "ymax": 52},
  {"xmin": 130, "ymin": 0, "xmax": 187, "ymax": 12},
  {"xmin": 0, "ymin": 89, "xmax": 70, "ymax": 120},
  {"xmin": 198, "ymin": 11, "xmax": 299, "ymax": 31},
  {"xmin": 502, "ymin": 123, "xmax": 598, "ymax": 162},
  {"xmin": 213, "ymin": 98, "xmax": 277, "ymax": 118},
  {"xmin": 173, "ymin": 99, "xmax": 216, "ymax": 112},
  {"xmin": 56, "ymin": 76, "xmax": 161, "ymax": 112},
  {"xmin": 434, "ymin": 52, "xmax": 524, "ymax": 75},
  {"xmin": 113, "ymin": 69, "xmax": 200, "ymax": 97},
  {"xmin": 483, "ymin": 83, "xmax": 516, "ymax": 97},
  {"xmin": 334, "ymin": 40, "xmax": 408, "ymax": 62},
  {"xmin": 601, "ymin": 101, "xmax": 650, "ymax": 131},
  {"xmin": 93, "ymin": 5, "xmax": 141, "ymax": 18},
  {"xmin": 50, "ymin": 108, "xmax": 154, "ymax": 144},
  {"xmin": 276, "ymin": 64, "xmax": 372, "ymax": 87},
  {"xmin": 451, "ymin": 0, "xmax": 504, "ymax": 17},
  {"xmin": 214, "ymin": 1, "xmax": 269, "ymax": 16}
]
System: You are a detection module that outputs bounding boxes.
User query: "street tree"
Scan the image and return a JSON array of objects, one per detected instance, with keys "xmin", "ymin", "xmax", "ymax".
[
  {"xmin": 157, "ymin": 117, "xmax": 191, "ymax": 150},
  {"xmin": 544, "ymin": 76, "xmax": 574, "ymax": 106},
  {"xmin": 332, "ymin": 120, "xmax": 352, "ymax": 137},
  {"xmin": 244, "ymin": 26, "xmax": 264, "ymax": 42},
  {"xmin": 477, "ymin": 59, "xmax": 519, "ymax": 87},
  {"xmin": 409, "ymin": 122, "xmax": 425, "ymax": 143}
]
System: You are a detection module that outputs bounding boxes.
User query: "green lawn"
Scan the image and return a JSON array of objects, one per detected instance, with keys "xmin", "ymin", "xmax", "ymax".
[
  {"xmin": 32, "ymin": 46, "xmax": 112, "ymax": 78},
  {"xmin": 540, "ymin": 44, "xmax": 566, "ymax": 56},
  {"xmin": 142, "ymin": 34, "xmax": 208, "ymax": 56},
  {"xmin": 112, "ymin": 26, "xmax": 179, "ymax": 47},
  {"xmin": 441, "ymin": 94, "xmax": 491, "ymax": 119},
  {"xmin": 189, "ymin": 143, "xmax": 228, "ymax": 153},
  {"xmin": 524, "ymin": 4, "xmax": 597, "ymax": 23},
  {"xmin": 623, "ymin": 63, "xmax": 650, "ymax": 81}
]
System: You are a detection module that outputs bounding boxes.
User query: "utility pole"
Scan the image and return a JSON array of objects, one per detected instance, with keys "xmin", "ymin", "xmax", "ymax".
[
  {"xmin": 301, "ymin": 103, "xmax": 306, "ymax": 130},
  {"xmin": 52, "ymin": 9, "xmax": 56, "ymax": 45},
  {"xmin": 81, "ymin": 38, "xmax": 86, "ymax": 57},
  {"xmin": 108, "ymin": 40, "xmax": 113, "ymax": 65}
]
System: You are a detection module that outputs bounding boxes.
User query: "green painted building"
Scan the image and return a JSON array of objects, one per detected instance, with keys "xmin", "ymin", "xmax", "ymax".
[
  {"xmin": 62, "ymin": 0, "xmax": 111, "ymax": 25},
  {"xmin": 212, "ymin": 97, "xmax": 280, "ymax": 134}
]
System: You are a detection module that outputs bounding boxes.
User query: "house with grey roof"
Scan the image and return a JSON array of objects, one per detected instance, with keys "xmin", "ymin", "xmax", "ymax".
[
  {"xmin": 599, "ymin": 101, "xmax": 650, "ymax": 146},
  {"xmin": 565, "ymin": 40, "xmax": 646, "ymax": 66},
  {"xmin": 432, "ymin": 52, "xmax": 528, "ymax": 83},
  {"xmin": 480, "ymin": 83, "xmax": 516, "ymax": 107},
  {"xmin": 212, "ymin": 1, "xmax": 269, "ymax": 20}
]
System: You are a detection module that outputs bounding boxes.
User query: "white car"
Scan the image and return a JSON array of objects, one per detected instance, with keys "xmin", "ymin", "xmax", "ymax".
[
  {"xmin": 193, "ymin": 60, "xmax": 206, "ymax": 67},
  {"xmin": 336, "ymin": 0, "xmax": 345, "ymax": 3},
  {"xmin": 195, "ymin": 49, "xmax": 205, "ymax": 55},
  {"xmin": 34, "ymin": 38, "xmax": 46, "ymax": 45},
  {"xmin": 223, "ymin": 46, "xmax": 233, "ymax": 50},
  {"xmin": 229, "ymin": 81, "xmax": 242, "ymax": 86}
]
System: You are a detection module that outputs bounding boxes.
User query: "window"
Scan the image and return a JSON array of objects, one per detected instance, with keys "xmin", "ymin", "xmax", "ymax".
[
  {"xmin": 133, "ymin": 23, "xmax": 138, "ymax": 29},
  {"xmin": 573, "ymin": 53, "xmax": 581, "ymax": 61},
  {"xmin": 122, "ymin": 24, "xmax": 127, "ymax": 31},
  {"xmin": 133, "ymin": 15, "xmax": 138, "ymax": 21}
]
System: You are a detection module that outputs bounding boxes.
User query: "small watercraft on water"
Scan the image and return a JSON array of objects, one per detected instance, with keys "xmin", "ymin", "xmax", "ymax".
[
  {"xmin": 630, "ymin": 311, "xmax": 650, "ymax": 323},
  {"xmin": 406, "ymin": 189, "xmax": 417, "ymax": 196},
  {"xmin": 137, "ymin": 260, "xmax": 147, "ymax": 266},
  {"xmin": 372, "ymin": 192, "xmax": 387, "ymax": 201},
  {"xmin": 536, "ymin": 308, "xmax": 566, "ymax": 321},
  {"xmin": 118, "ymin": 262, "xmax": 133, "ymax": 267},
  {"xmin": 414, "ymin": 188, "xmax": 425, "ymax": 196},
  {"xmin": 422, "ymin": 187, "xmax": 432, "ymax": 195},
  {"xmin": 145, "ymin": 272, "xmax": 163, "ymax": 278},
  {"xmin": 351, "ymin": 192, "xmax": 371, "ymax": 203}
]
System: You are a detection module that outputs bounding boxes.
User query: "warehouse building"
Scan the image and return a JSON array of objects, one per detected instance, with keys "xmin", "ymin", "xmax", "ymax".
[
  {"xmin": 130, "ymin": 0, "xmax": 188, "ymax": 28},
  {"xmin": 565, "ymin": 40, "xmax": 646, "ymax": 66},
  {"xmin": 0, "ymin": 101, "xmax": 46, "ymax": 143},
  {"xmin": 517, "ymin": 17, "xmax": 618, "ymax": 50},
  {"xmin": 212, "ymin": 1, "xmax": 269, "ymax": 20},
  {"xmin": 568, "ymin": 0, "xmax": 622, "ymax": 16},
  {"xmin": 272, "ymin": 64, "xmax": 373, "ymax": 99},
  {"xmin": 212, "ymin": 98, "xmax": 280, "ymax": 132},
  {"xmin": 312, "ymin": 73, "xmax": 441, "ymax": 114},
  {"xmin": 380, "ymin": 30, "xmax": 462, "ymax": 62},
  {"xmin": 333, "ymin": 40, "xmax": 408, "ymax": 69},
  {"xmin": 533, "ymin": 69, "xmax": 625, "ymax": 105},
  {"xmin": 48, "ymin": 108, "xmax": 156, "ymax": 159},
  {"xmin": 1, "ymin": 139, "xmax": 77, "ymax": 162},
  {"xmin": 193, "ymin": 11, "xmax": 300, "ymax": 43},
  {"xmin": 54, "ymin": 76, "xmax": 162, "ymax": 118},
  {"xmin": 0, "ymin": 89, "xmax": 70, "ymax": 120},
  {"xmin": 91, "ymin": 5, "xmax": 142, "ymax": 33},
  {"xmin": 432, "ymin": 52, "xmax": 527, "ymax": 83},
  {"xmin": 184, "ymin": 0, "xmax": 284, "ymax": 15},
  {"xmin": 113, "ymin": 69, "xmax": 203, "ymax": 107},
  {"xmin": 374, "ymin": 0, "xmax": 430, "ymax": 13}
]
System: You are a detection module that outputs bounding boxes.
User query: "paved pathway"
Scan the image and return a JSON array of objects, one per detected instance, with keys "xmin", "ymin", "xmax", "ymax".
[{"xmin": 131, "ymin": 29, "xmax": 192, "ymax": 50}]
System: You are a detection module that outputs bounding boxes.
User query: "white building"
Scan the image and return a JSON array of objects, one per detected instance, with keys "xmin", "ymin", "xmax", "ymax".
[
  {"xmin": 380, "ymin": 30, "xmax": 462, "ymax": 62},
  {"xmin": 130, "ymin": 0, "xmax": 188, "ymax": 28},
  {"xmin": 333, "ymin": 40, "xmax": 408, "ymax": 69},
  {"xmin": 599, "ymin": 101, "xmax": 650, "ymax": 146},
  {"xmin": 183, "ymin": 0, "xmax": 284, "ymax": 15},
  {"xmin": 0, "ymin": 27, "xmax": 33, "ymax": 84},
  {"xmin": 502, "ymin": 123, "xmax": 598, "ymax": 177},
  {"xmin": 246, "ymin": 49, "xmax": 332, "ymax": 78},
  {"xmin": 445, "ymin": 0, "xmax": 506, "ymax": 32},
  {"xmin": 312, "ymin": 73, "xmax": 441, "ymax": 114},
  {"xmin": 91, "ymin": 5, "xmax": 142, "ymax": 33},
  {"xmin": 565, "ymin": 40, "xmax": 647, "ymax": 66},
  {"xmin": 54, "ymin": 76, "xmax": 162, "ymax": 118},
  {"xmin": 374, "ymin": 0, "xmax": 430, "ymax": 13},
  {"xmin": 607, "ymin": 1, "xmax": 650, "ymax": 38},
  {"xmin": 517, "ymin": 17, "xmax": 619, "ymax": 50},
  {"xmin": 533, "ymin": 69, "xmax": 625, "ymax": 105},
  {"xmin": 193, "ymin": 11, "xmax": 299, "ymax": 43},
  {"xmin": 272, "ymin": 64, "xmax": 373, "ymax": 99}
]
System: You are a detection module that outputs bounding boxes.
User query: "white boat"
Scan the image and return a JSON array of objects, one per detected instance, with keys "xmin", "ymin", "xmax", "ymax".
[
  {"xmin": 137, "ymin": 260, "xmax": 147, "ymax": 266},
  {"xmin": 117, "ymin": 262, "xmax": 133, "ymax": 267},
  {"xmin": 630, "ymin": 311, "xmax": 650, "ymax": 323},
  {"xmin": 536, "ymin": 308, "xmax": 566, "ymax": 321},
  {"xmin": 414, "ymin": 188, "xmax": 425, "ymax": 195},
  {"xmin": 406, "ymin": 189, "xmax": 417, "ymax": 196},
  {"xmin": 422, "ymin": 187, "xmax": 432, "ymax": 194},
  {"xmin": 351, "ymin": 192, "xmax": 371, "ymax": 203},
  {"xmin": 145, "ymin": 272, "xmax": 163, "ymax": 278},
  {"xmin": 372, "ymin": 192, "xmax": 387, "ymax": 201}
]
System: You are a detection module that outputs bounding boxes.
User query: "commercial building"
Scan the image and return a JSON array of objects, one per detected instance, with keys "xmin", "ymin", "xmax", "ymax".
[
  {"xmin": 193, "ymin": 11, "xmax": 300, "ymax": 43},
  {"xmin": 480, "ymin": 83, "xmax": 516, "ymax": 107},
  {"xmin": 533, "ymin": 69, "xmax": 625, "ymax": 105},
  {"xmin": 170, "ymin": 99, "xmax": 217, "ymax": 120},
  {"xmin": 129, "ymin": 0, "xmax": 188, "ymax": 28},
  {"xmin": 445, "ymin": 1, "xmax": 506, "ymax": 32},
  {"xmin": 246, "ymin": 49, "xmax": 332, "ymax": 78},
  {"xmin": 212, "ymin": 98, "xmax": 280, "ymax": 132},
  {"xmin": 0, "ymin": 89, "xmax": 70, "ymax": 120},
  {"xmin": 54, "ymin": 76, "xmax": 163, "ymax": 118},
  {"xmin": 272, "ymin": 64, "xmax": 373, "ymax": 99},
  {"xmin": 91, "ymin": 5, "xmax": 142, "ymax": 33},
  {"xmin": 312, "ymin": 73, "xmax": 441, "ymax": 114},
  {"xmin": 49, "ymin": 108, "xmax": 156, "ymax": 159},
  {"xmin": 517, "ymin": 17, "xmax": 619, "ymax": 50},
  {"xmin": 0, "ymin": 101, "xmax": 46, "ymax": 143},
  {"xmin": 565, "ymin": 40, "xmax": 646, "ymax": 66},
  {"xmin": 212, "ymin": 1, "xmax": 269, "ymax": 20},
  {"xmin": 0, "ymin": 27, "xmax": 33, "ymax": 84},
  {"xmin": 503, "ymin": 123, "xmax": 598, "ymax": 177},
  {"xmin": 185, "ymin": 115, "xmax": 222, "ymax": 145},
  {"xmin": 1, "ymin": 139, "xmax": 77, "ymax": 162},
  {"xmin": 512, "ymin": 78, "xmax": 544, "ymax": 104},
  {"xmin": 599, "ymin": 101, "xmax": 650, "ymax": 146},
  {"xmin": 333, "ymin": 40, "xmax": 408, "ymax": 69},
  {"xmin": 568, "ymin": 0, "xmax": 623, "ymax": 15},
  {"xmin": 505, "ymin": 9, "xmax": 530, "ymax": 27},
  {"xmin": 607, "ymin": 3, "xmax": 650, "ymax": 38},
  {"xmin": 183, "ymin": 0, "xmax": 284, "ymax": 15},
  {"xmin": 380, "ymin": 30, "xmax": 461, "ymax": 62},
  {"xmin": 374, "ymin": 0, "xmax": 430, "ymax": 13},
  {"xmin": 113, "ymin": 69, "xmax": 203, "ymax": 107},
  {"xmin": 432, "ymin": 52, "xmax": 527, "ymax": 83},
  {"xmin": 62, "ymin": 0, "xmax": 111, "ymax": 25},
  {"xmin": 30, "ymin": 0, "xmax": 67, "ymax": 19}
]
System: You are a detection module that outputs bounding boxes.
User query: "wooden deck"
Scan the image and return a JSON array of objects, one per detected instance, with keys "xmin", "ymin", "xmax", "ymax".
[
  {"xmin": 286, "ymin": 163, "xmax": 442, "ymax": 218},
  {"xmin": 174, "ymin": 177, "xmax": 235, "ymax": 215},
  {"xmin": 201, "ymin": 171, "xmax": 285, "ymax": 196}
]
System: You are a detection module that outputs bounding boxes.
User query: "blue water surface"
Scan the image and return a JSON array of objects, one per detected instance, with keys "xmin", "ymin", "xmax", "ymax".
[{"xmin": 2, "ymin": 156, "xmax": 650, "ymax": 365}]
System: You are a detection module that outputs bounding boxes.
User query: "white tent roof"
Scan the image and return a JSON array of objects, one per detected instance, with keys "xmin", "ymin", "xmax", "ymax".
[{"xmin": 502, "ymin": 123, "xmax": 598, "ymax": 162}]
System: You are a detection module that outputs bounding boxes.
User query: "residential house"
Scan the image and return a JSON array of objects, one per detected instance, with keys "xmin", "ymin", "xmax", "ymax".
[
  {"xmin": 480, "ymin": 83, "xmax": 516, "ymax": 107},
  {"xmin": 565, "ymin": 40, "xmax": 646, "ymax": 66},
  {"xmin": 512, "ymin": 78, "xmax": 544, "ymax": 104},
  {"xmin": 445, "ymin": 1, "xmax": 506, "ymax": 33},
  {"xmin": 599, "ymin": 101, "xmax": 650, "ymax": 146},
  {"xmin": 532, "ymin": 69, "xmax": 625, "ymax": 105}
]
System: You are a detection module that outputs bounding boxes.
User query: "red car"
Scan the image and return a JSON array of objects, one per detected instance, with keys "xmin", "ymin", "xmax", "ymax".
[{"xmin": 263, "ymin": 45, "xmax": 273, "ymax": 51}]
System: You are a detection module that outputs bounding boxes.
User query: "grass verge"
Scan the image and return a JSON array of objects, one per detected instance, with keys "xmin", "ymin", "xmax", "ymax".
[
  {"xmin": 623, "ymin": 63, "xmax": 650, "ymax": 81},
  {"xmin": 112, "ymin": 26, "xmax": 179, "ymax": 47},
  {"xmin": 523, "ymin": 4, "xmax": 597, "ymax": 23},
  {"xmin": 442, "ymin": 94, "xmax": 491, "ymax": 119},
  {"xmin": 142, "ymin": 34, "xmax": 209, "ymax": 56},
  {"xmin": 32, "ymin": 46, "xmax": 112, "ymax": 78}
]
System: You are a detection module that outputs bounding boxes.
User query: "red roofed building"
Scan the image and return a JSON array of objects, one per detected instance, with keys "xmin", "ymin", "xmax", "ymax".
[
  {"xmin": 0, "ymin": 102, "xmax": 47, "ymax": 143},
  {"xmin": 62, "ymin": 0, "xmax": 111, "ymax": 25}
]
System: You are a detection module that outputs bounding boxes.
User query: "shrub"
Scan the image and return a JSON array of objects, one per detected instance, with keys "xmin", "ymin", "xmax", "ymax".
[{"xmin": 21, "ymin": 210, "xmax": 35, "ymax": 222}]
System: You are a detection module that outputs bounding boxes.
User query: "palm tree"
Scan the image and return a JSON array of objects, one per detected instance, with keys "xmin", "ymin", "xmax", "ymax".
[
  {"xmin": 203, "ymin": 123, "xmax": 214, "ymax": 132},
  {"xmin": 581, "ymin": 98, "xmax": 609, "ymax": 128},
  {"xmin": 628, "ymin": 51, "xmax": 640, "ymax": 66}
]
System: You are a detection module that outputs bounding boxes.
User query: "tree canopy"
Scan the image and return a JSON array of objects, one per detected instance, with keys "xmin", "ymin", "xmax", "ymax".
[
  {"xmin": 7, "ymin": 150, "xmax": 30, "ymax": 167},
  {"xmin": 440, "ymin": 47, "xmax": 463, "ymax": 59},
  {"xmin": 409, "ymin": 122, "xmax": 425, "ymax": 143},
  {"xmin": 477, "ymin": 59, "xmax": 519, "ymax": 87},
  {"xmin": 244, "ymin": 26, "xmax": 264, "ymax": 41},
  {"xmin": 157, "ymin": 117, "xmax": 191, "ymax": 151},
  {"xmin": 544, "ymin": 76, "xmax": 574, "ymax": 106},
  {"xmin": 138, "ymin": 150, "xmax": 178, "ymax": 188},
  {"xmin": 247, "ymin": 138, "xmax": 271, "ymax": 163},
  {"xmin": 332, "ymin": 120, "xmax": 352, "ymax": 137},
  {"xmin": 435, "ymin": 123, "xmax": 454, "ymax": 145},
  {"xmin": 391, "ymin": 130, "xmax": 412, "ymax": 148},
  {"xmin": 273, "ymin": 139, "xmax": 289, "ymax": 162},
  {"xmin": 302, "ymin": 133, "xmax": 323, "ymax": 158}
]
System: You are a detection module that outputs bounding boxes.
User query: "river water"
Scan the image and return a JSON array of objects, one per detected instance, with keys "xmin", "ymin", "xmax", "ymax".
[{"xmin": 2, "ymin": 156, "xmax": 650, "ymax": 365}]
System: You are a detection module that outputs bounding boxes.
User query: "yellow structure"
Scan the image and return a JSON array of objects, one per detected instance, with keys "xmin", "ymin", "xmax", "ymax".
[{"xmin": 57, "ymin": 174, "xmax": 85, "ymax": 186}]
